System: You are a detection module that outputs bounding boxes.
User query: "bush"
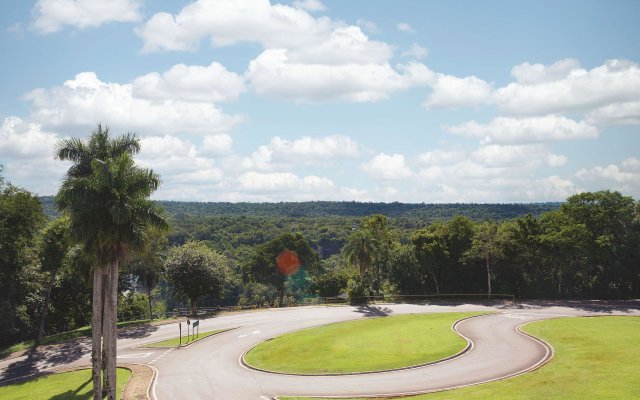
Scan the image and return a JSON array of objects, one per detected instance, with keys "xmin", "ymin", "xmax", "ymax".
[
  {"xmin": 346, "ymin": 279, "xmax": 369, "ymax": 305},
  {"xmin": 381, "ymin": 281, "xmax": 399, "ymax": 302}
]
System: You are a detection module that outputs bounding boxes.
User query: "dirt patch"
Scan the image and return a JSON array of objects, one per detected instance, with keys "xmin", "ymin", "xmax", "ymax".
[{"xmin": 120, "ymin": 363, "xmax": 155, "ymax": 400}]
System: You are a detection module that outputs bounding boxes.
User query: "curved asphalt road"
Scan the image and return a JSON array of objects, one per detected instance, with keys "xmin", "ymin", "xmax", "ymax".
[{"xmin": 1, "ymin": 301, "xmax": 638, "ymax": 399}]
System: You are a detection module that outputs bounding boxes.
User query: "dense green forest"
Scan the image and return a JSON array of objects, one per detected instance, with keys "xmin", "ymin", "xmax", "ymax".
[{"xmin": 2, "ymin": 180, "xmax": 638, "ymax": 349}]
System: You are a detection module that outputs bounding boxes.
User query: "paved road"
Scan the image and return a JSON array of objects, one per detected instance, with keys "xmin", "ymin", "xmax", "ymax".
[{"xmin": 1, "ymin": 301, "xmax": 638, "ymax": 399}]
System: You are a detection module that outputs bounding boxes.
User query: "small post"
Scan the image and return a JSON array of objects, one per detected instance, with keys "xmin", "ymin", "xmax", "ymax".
[
  {"xmin": 187, "ymin": 319, "xmax": 191, "ymax": 343},
  {"xmin": 179, "ymin": 322, "xmax": 182, "ymax": 347}
]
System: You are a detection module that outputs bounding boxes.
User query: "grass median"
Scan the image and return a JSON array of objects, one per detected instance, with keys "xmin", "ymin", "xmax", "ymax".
[
  {"xmin": 244, "ymin": 312, "xmax": 481, "ymax": 374},
  {"xmin": 141, "ymin": 328, "xmax": 228, "ymax": 348},
  {"xmin": 0, "ymin": 367, "xmax": 131, "ymax": 400},
  {"xmin": 282, "ymin": 315, "xmax": 640, "ymax": 400}
]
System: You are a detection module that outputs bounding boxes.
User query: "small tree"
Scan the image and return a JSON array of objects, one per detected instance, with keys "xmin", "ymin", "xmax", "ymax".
[
  {"xmin": 165, "ymin": 241, "xmax": 227, "ymax": 316},
  {"xmin": 37, "ymin": 217, "xmax": 70, "ymax": 342}
]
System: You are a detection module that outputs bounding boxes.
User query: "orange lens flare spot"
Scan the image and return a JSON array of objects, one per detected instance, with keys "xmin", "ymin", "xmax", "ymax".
[{"xmin": 277, "ymin": 250, "xmax": 301, "ymax": 276}]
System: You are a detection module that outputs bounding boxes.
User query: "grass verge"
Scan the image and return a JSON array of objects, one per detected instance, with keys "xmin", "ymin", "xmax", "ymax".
[
  {"xmin": 282, "ymin": 316, "xmax": 640, "ymax": 400},
  {"xmin": 244, "ymin": 312, "xmax": 481, "ymax": 374},
  {"xmin": 0, "ymin": 367, "xmax": 132, "ymax": 400},
  {"xmin": 141, "ymin": 328, "xmax": 228, "ymax": 348}
]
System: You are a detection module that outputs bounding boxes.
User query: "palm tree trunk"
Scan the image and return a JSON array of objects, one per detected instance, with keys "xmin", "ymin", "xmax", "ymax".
[
  {"xmin": 91, "ymin": 267, "xmax": 104, "ymax": 400},
  {"xmin": 103, "ymin": 258, "xmax": 119, "ymax": 400},
  {"xmin": 36, "ymin": 267, "xmax": 57, "ymax": 343}
]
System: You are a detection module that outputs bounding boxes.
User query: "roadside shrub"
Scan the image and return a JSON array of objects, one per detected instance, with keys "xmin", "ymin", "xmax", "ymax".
[{"xmin": 346, "ymin": 279, "xmax": 369, "ymax": 305}]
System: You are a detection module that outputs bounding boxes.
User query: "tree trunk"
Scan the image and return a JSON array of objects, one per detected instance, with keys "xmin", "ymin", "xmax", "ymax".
[
  {"xmin": 36, "ymin": 267, "xmax": 57, "ymax": 343},
  {"xmin": 190, "ymin": 298, "xmax": 197, "ymax": 317},
  {"xmin": 91, "ymin": 267, "xmax": 104, "ymax": 400},
  {"xmin": 558, "ymin": 267, "xmax": 562, "ymax": 296},
  {"xmin": 103, "ymin": 259, "xmax": 119, "ymax": 400},
  {"xmin": 486, "ymin": 253, "xmax": 492, "ymax": 299},
  {"xmin": 147, "ymin": 283, "xmax": 153, "ymax": 320},
  {"xmin": 278, "ymin": 286, "xmax": 285, "ymax": 308},
  {"xmin": 430, "ymin": 272, "xmax": 440, "ymax": 295}
]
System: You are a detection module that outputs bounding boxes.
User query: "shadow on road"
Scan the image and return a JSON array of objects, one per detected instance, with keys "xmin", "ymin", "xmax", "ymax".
[
  {"xmin": 0, "ymin": 339, "xmax": 89, "ymax": 385},
  {"xmin": 117, "ymin": 324, "xmax": 159, "ymax": 339},
  {"xmin": 353, "ymin": 305, "xmax": 393, "ymax": 317},
  {"xmin": 503, "ymin": 299, "xmax": 640, "ymax": 314}
]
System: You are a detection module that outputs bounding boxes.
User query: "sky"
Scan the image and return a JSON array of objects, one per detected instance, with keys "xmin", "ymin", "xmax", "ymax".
[{"xmin": 0, "ymin": 0, "xmax": 639, "ymax": 203}]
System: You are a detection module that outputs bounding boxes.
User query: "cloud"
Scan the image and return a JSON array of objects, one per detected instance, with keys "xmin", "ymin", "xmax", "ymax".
[
  {"xmin": 585, "ymin": 101, "xmax": 640, "ymax": 125},
  {"xmin": 132, "ymin": 62, "xmax": 246, "ymax": 103},
  {"xmin": 242, "ymin": 134, "xmax": 360, "ymax": 171},
  {"xmin": 32, "ymin": 0, "xmax": 142, "ymax": 33},
  {"xmin": 0, "ymin": 116, "xmax": 60, "ymax": 157},
  {"xmin": 446, "ymin": 115, "xmax": 598, "ymax": 144},
  {"xmin": 401, "ymin": 43, "xmax": 428, "ymax": 59},
  {"xmin": 293, "ymin": 0, "xmax": 327, "ymax": 12},
  {"xmin": 414, "ymin": 144, "xmax": 575, "ymax": 202},
  {"xmin": 424, "ymin": 74, "xmax": 493, "ymax": 109},
  {"xmin": 361, "ymin": 153, "xmax": 412, "ymax": 180},
  {"xmin": 397, "ymin": 22, "xmax": 415, "ymax": 33},
  {"xmin": 135, "ymin": 0, "xmax": 339, "ymax": 52},
  {"xmin": 510, "ymin": 58, "xmax": 581, "ymax": 84},
  {"xmin": 247, "ymin": 49, "xmax": 432, "ymax": 102},
  {"xmin": 25, "ymin": 72, "xmax": 243, "ymax": 135},
  {"xmin": 495, "ymin": 59, "xmax": 640, "ymax": 116},
  {"xmin": 137, "ymin": 0, "xmax": 435, "ymax": 103},
  {"xmin": 576, "ymin": 157, "xmax": 640, "ymax": 196}
]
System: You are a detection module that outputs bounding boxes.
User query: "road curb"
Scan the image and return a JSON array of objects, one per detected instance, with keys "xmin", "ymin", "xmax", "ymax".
[{"xmin": 135, "ymin": 327, "xmax": 238, "ymax": 349}]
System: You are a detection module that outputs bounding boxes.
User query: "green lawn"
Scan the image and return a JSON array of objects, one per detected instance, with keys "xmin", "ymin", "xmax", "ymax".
[
  {"xmin": 244, "ymin": 312, "xmax": 481, "ymax": 374},
  {"xmin": 282, "ymin": 316, "xmax": 640, "ymax": 400},
  {"xmin": 0, "ymin": 367, "xmax": 132, "ymax": 400},
  {"xmin": 141, "ymin": 328, "xmax": 228, "ymax": 348}
]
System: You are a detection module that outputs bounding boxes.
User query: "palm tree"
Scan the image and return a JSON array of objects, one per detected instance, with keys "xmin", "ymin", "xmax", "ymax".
[
  {"xmin": 342, "ymin": 230, "xmax": 379, "ymax": 282},
  {"xmin": 55, "ymin": 125, "xmax": 168, "ymax": 400}
]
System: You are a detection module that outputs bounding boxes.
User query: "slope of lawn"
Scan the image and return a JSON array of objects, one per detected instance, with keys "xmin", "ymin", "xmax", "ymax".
[
  {"xmin": 282, "ymin": 316, "xmax": 640, "ymax": 400},
  {"xmin": 244, "ymin": 312, "xmax": 481, "ymax": 374},
  {"xmin": 141, "ymin": 328, "xmax": 228, "ymax": 348},
  {"xmin": 0, "ymin": 367, "xmax": 132, "ymax": 400}
]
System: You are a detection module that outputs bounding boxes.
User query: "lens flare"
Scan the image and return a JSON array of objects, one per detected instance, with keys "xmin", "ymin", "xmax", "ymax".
[{"xmin": 277, "ymin": 250, "xmax": 301, "ymax": 276}]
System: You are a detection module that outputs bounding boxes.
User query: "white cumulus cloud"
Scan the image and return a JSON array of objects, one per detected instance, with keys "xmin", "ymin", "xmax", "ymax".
[
  {"xmin": 32, "ymin": 0, "xmax": 142, "ymax": 33},
  {"xmin": 361, "ymin": 153, "xmax": 412, "ymax": 180},
  {"xmin": 132, "ymin": 62, "xmax": 246, "ymax": 103},
  {"xmin": 446, "ymin": 115, "xmax": 598, "ymax": 144},
  {"xmin": 25, "ymin": 72, "xmax": 243, "ymax": 136}
]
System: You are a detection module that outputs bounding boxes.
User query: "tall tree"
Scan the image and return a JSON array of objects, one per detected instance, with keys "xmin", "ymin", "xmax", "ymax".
[
  {"xmin": 0, "ymin": 170, "xmax": 46, "ymax": 347},
  {"xmin": 55, "ymin": 125, "xmax": 168, "ymax": 400},
  {"xmin": 463, "ymin": 221, "xmax": 500, "ymax": 298},
  {"xmin": 361, "ymin": 215, "xmax": 393, "ymax": 293},
  {"xmin": 246, "ymin": 232, "xmax": 320, "ymax": 307},
  {"xmin": 342, "ymin": 230, "xmax": 379, "ymax": 284},
  {"xmin": 164, "ymin": 241, "xmax": 228, "ymax": 316},
  {"xmin": 36, "ymin": 217, "xmax": 69, "ymax": 342},
  {"xmin": 124, "ymin": 227, "xmax": 168, "ymax": 319}
]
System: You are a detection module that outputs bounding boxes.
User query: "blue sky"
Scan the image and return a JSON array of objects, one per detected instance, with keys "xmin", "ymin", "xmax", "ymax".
[{"xmin": 1, "ymin": 0, "xmax": 638, "ymax": 202}]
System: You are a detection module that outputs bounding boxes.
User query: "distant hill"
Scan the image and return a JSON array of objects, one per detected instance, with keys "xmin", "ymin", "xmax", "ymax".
[{"xmin": 39, "ymin": 196, "xmax": 560, "ymax": 222}]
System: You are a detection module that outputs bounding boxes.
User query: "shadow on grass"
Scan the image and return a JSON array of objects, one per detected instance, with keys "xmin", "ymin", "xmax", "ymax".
[
  {"xmin": 49, "ymin": 376, "xmax": 92, "ymax": 400},
  {"xmin": 0, "ymin": 340, "xmax": 90, "ymax": 385}
]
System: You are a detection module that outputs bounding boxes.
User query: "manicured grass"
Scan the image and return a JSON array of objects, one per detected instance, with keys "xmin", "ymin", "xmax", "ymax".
[
  {"xmin": 282, "ymin": 316, "xmax": 640, "ymax": 400},
  {"xmin": 0, "ymin": 367, "xmax": 132, "ymax": 400},
  {"xmin": 141, "ymin": 328, "xmax": 228, "ymax": 348},
  {"xmin": 244, "ymin": 312, "xmax": 481, "ymax": 374}
]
